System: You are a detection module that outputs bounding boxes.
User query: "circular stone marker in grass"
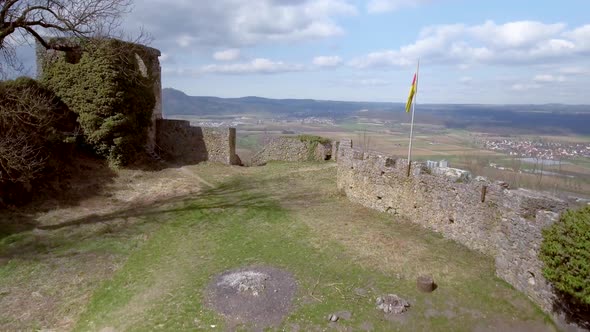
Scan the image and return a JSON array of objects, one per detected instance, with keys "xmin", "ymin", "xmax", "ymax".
[{"xmin": 205, "ymin": 266, "xmax": 297, "ymax": 330}]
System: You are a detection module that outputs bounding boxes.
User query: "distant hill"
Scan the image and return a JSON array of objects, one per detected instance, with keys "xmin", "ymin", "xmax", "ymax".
[
  {"xmin": 162, "ymin": 88, "xmax": 590, "ymax": 135},
  {"xmin": 162, "ymin": 88, "xmax": 397, "ymax": 119}
]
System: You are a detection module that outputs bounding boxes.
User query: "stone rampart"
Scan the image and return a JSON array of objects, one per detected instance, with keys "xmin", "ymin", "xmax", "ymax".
[
  {"xmin": 251, "ymin": 136, "xmax": 332, "ymax": 166},
  {"xmin": 156, "ymin": 119, "xmax": 240, "ymax": 165},
  {"xmin": 336, "ymin": 139, "xmax": 575, "ymax": 324}
]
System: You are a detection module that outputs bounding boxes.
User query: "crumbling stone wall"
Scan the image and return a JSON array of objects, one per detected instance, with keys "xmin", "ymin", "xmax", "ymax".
[
  {"xmin": 331, "ymin": 141, "xmax": 340, "ymax": 162},
  {"xmin": 337, "ymin": 146, "xmax": 503, "ymax": 255},
  {"xmin": 156, "ymin": 119, "xmax": 240, "ymax": 165},
  {"xmin": 495, "ymin": 209, "xmax": 560, "ymax": 316},
  {"xmin": 336, "ymin": 139, "xmax": 573, "ymax": 323},
  {"xmin": 251, "ymin": 136, "xmax": 332, "ymax": 166},
  {"xmin": 145, "ymin": 52, "xmax": 162, "ymax": 151}
]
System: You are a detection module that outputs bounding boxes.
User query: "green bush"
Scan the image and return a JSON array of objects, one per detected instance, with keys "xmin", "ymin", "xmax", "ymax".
[
  {"xmin": 0, "ymin": 77, "xmax": 76, "ymax": 205},
  {"xmin": 41, "ymin": 38, "xmax": 156, "ymax": 166},
  {"xmin": 298, "ymin": 134, "xmax": 331, "ymax": 145},
  {"xmin": 540, "ymin": 206, "xmax": 590, "ymax": 305},
  {"xmin": 298, "ymin": 135, "xmax": 331, "ymax": 161}
]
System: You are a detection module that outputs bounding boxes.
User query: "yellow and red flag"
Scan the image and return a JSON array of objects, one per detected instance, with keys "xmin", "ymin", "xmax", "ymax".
[{"xmin": 405, "ymin": 73, "xmax": 417, "ymax": 113}]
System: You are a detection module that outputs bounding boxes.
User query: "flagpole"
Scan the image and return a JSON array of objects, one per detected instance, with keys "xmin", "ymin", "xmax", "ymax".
[{"xmin": 407, "ymin": 59, "xmax": 420, "ymax": 177}]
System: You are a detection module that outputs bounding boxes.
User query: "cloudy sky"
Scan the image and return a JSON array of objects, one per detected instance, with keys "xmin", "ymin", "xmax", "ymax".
[{"xmin": 18, "ymin": 0, "xmax": 590, "ymax": 103}]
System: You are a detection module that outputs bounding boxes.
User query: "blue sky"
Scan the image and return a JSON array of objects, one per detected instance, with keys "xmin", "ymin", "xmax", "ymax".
[{"xmin": 15, "ymin": 0, "xmax": 590, "ymax": 104}]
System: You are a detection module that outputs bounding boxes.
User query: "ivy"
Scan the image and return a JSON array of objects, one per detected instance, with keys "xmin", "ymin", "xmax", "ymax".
[
  {"xmin": 41, "ymin": 38, "xmax": 156, "ymax": 166},
  {"xmin": 298, "ymin": 135, "xmax": 331, "ymax": 161},
  {"xmin": 540, "ymin": 206, "xmax": 590, "ymax": 306}
]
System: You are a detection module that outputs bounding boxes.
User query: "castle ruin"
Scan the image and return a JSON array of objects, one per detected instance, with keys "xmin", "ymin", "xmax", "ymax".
[
  {"xmin": 35, "ymin": 39, "xmax": 239, "ymax": 165},
  {"xmin": 336, "ymin": 139, "xmax": 582, "ymax": 329}
]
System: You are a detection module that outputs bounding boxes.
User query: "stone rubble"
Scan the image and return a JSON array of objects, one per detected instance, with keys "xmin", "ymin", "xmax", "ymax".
[
  {"xmin": 376, "ymin": 295, "xmax": 410, "ymax": 314},
  {"xmin": 328, "ymin": 314, "xmax": 339, "ymax": 322},
  {"xmin": 218, "ymin": 271, "xmax": 270, "ymax": 297}
]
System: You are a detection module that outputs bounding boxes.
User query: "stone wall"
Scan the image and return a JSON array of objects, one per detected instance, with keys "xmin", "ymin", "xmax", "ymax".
[
  {"xmin": 336, "ymin": 139, "xmax": 579, "ymax": 326},
  {"xmin": 144, "ymin": 50, "xmax": 162, "ymax": 151},
  {"xmin": 156, "ymin": 119, "xmax": 240, "ymax": 165},
  {"xmin": 251, "ymin": 136, "xmax": 332, "ymax": 166},
  {"xmin": 495, "ymin": 209, "xmax": 560, "ymax": 316}
]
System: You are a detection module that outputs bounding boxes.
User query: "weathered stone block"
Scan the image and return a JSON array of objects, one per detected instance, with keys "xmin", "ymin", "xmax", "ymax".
[{"xmin": 417, "ymin": 275, "xmax": 436, "ymax": 293}]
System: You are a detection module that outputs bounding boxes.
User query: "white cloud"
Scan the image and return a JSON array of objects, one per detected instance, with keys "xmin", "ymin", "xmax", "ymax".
[
  {"xmin": 162, "ymin": 67, "xmax": 198, "ymax": 77},
  {"xmin": 213, "ymin": 49, "xmax": 241, "ymax": 61},
  {"xmin": 559, "ymin": 67, "xmax": 588, "ymax": 75},
  {"xmin": 201, "ymin": 58, "xmax": 305, "ymax": 74},
  {"xmin": 313, "ymin": 55, "xmax": 343, "ymax": 67},
  {"xmin": 459, "ymin": 76, "xmax": 473, "ymax": 84},
  {"xmin": 564, "ymin": 25, "xmax": 590, "ymax": 50},
  {"xmin": 130, "ymin": 0, "xmax": 357, "ymax": 50},
  {"xmin": 511, "ymin": 83, "xmax": 542, "ymax": 91},
  {"xmin": 176, "ymin": 34, "xmax": 195, "ymax": 47},
  {"xmin": 350, "ymin": 21, "xmax": 590, "ymax": 69},
  {"xmin": 159, "ymin": 53, "xmax": 176, "ymax": 64},
  {"xmin": 367, "ymin": 0, "xmax": 433, "ymax": 13},
  {"xmin": 338, "ymin": 78, "xmax": 392, "ymax": 87},
  {"xmin": 471, "ymin": 21, "xmax": 566, "ymax": 49},
  {"xmin": 355, "ymin": 78, "xmax": 391, "ymax": 86},
  {"xmin": 533, "ymin": 74, "xmax": 566, "ymax": 83},
  {"xmin": 348, "ymin": 50, "xmax": 412, "ymax": 68}
]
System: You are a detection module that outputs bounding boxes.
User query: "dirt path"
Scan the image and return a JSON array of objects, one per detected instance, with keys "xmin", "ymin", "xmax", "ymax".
[
  {"xmin": 283, "ymin": 163, "xmax": 337, "ymax": 175},
  {"xmin": 34, "ymin": 165, "xmax": 219, "ymax": 228},
  {"xmin": 178, "ymin": 166, "xmax": 215, "ymax": 188}
]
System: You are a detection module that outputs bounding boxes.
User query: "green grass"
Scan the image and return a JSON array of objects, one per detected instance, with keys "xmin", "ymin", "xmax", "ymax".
[
  {"xmin": 237, "ymin": 133, "xmax": 262, "ymax": 151},
  {"xmin": 0, "ymin": 163, "xmax": 556, "ymax": 331},
  {"xmin": 570, "ymin": 157, "xmax": 590, "ymax": 168}
]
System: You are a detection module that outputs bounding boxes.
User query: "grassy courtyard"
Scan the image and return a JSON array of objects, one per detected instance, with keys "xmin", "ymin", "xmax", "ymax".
[{"xmin": 0, "ymin": 162, "xmax": 555, "ymax": 331}]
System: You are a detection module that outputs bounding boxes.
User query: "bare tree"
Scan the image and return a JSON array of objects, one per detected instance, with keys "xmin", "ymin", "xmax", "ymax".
[
  {"xmin": 0, "ymin": 78, "xmax": 74, "ymax": 186},
  {"xmin": 0, "ymin": 0, "xmax": 132, "ymax": 76},
  {"xmin": 0, "ymin": 131, "xmax": 47, "ymax": 184}
]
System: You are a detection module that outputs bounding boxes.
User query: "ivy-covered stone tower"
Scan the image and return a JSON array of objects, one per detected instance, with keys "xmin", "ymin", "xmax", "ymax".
[{"xmin": 36, "ymin": 38, "xmax": 162, "ymax": 164}]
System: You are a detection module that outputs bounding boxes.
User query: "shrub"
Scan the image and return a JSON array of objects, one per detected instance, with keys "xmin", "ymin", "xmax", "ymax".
[
  {"xmin": 540, "ymin": 206, "xmax": 590, "ymax": 306},
  {"xmin": 298, "ymin": 135, "xmax": 331, "ymax": 161},
  {"xmin": 298, "ymin": 134, "xmax": 331, "ymax": 145},
  {"xmin": 41, "ymin": 38, "xmax": 156, "ymax": 166},
  {"xmin": 0, "ymin": 77, "xmax": 76, "ymax": 205}
]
